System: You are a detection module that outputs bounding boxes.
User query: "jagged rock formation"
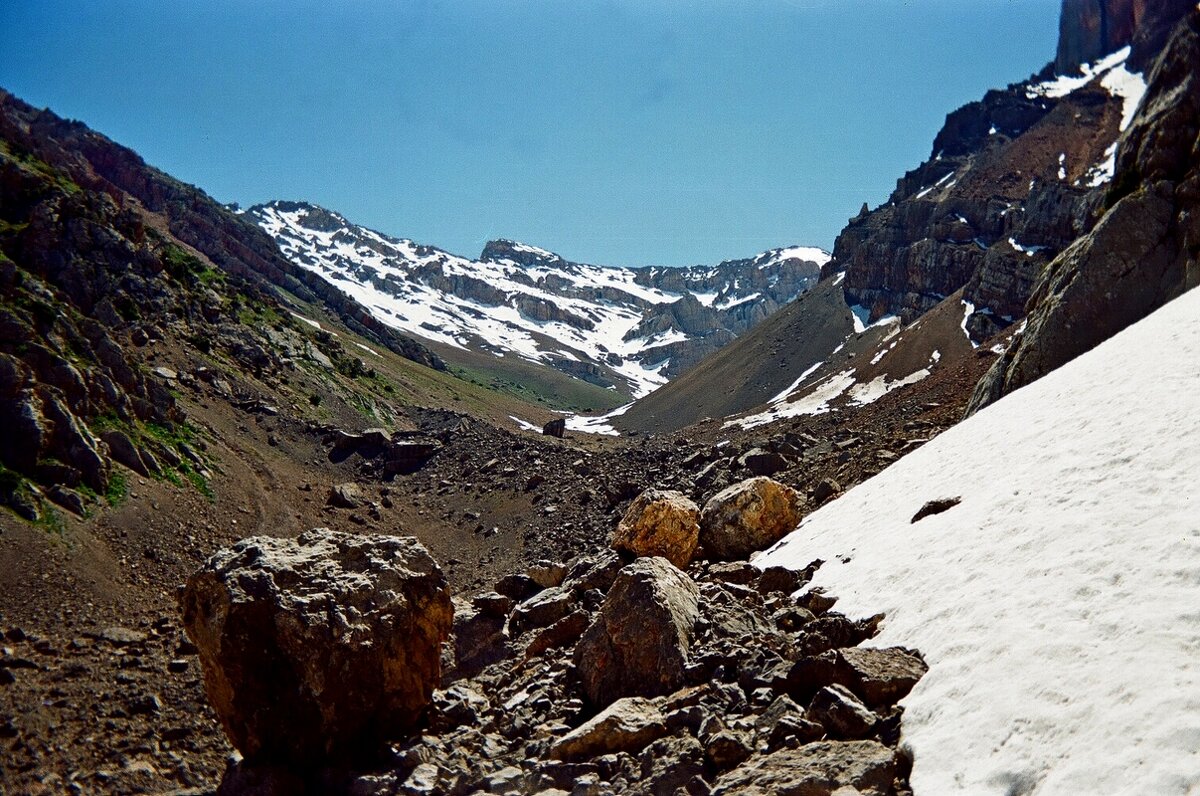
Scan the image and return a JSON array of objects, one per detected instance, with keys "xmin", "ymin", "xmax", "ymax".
[
  {"xmin": 969, "ymin": 7, "xmax": 1200, "ymax": 414},
  {"xmin": 179, "ymin": 529, "xmax": 452, "ymax": 766},
  {"xmin": 247, "ymin": 201, "xmax": 827, "ymax": 397},
  {"xmin": 827, "ymin": 0, "xmax": 1194, "ymax": 346}
]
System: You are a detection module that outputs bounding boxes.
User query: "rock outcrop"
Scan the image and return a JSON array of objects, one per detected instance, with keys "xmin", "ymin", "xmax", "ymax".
[
  {"xmin": 700, "ymin": 477, "xmax": 804, "ymax": 560},
  {"xmin": 575, "ymin": 557, "xmax": 700, "ymax": 707},
  {"xmin": 610, "ymin": 488, "xmax": 701, "ymax": 568},
  {"xmin": 179, "ymin": 528, "xmax": 453, "ymax": 766},
  {"xmin": 969, "ymin": 7, "xmax": 1200, "ymax": 414}
]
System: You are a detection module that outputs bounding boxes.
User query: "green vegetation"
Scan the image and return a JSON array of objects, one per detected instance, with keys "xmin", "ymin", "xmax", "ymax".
[
  {"xmin": 34, "ymin": 506, "xmax": 67, "ymax": 539},
  {"xmin": 105, "ymin": 471, "xmax": 128, "ymax": 506},
  {"xmin": 0, "ymin": 139, "xmax": 82, "ymax": 195}
]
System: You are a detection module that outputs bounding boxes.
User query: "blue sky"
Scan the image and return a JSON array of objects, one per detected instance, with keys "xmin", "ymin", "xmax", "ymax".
[{"xmin": 1, "ymin": 1, "xmax": 1060, "ymax": 267}]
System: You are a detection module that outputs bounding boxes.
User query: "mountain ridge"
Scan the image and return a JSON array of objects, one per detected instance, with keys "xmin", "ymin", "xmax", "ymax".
[{"xmin": 246, "ymin": 199, "xmax": 828, "ymax": 399}]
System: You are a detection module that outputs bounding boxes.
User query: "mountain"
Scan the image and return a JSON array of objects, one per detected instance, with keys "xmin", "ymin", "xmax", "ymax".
[
  {"xmin": 616, "ymin": 0, "xmax": 1197, "ymax": 435},
  {"xmin": 244, "ymin": 200, "xmax": 827, "ymax": 399}
]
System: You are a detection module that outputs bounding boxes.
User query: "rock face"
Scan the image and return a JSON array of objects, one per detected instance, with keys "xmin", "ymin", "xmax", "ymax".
[
  {"xmin": 575, "ymin": 557, "xmax": 700, "ymax": 707},
  {"xmin": 968, "ymin": 8, "xmax": 1200, "ymax": 415},
  {"xmin": 1056, "ymin": 0, "xmax": 1196, "ymax": 74},
  {"xmin": 178, "ymin": 528, "xmax": 453, "ymax": 765},
  {"xmin": 700, "ymin": 477, "xmax": 804, "ymax": 560},
  {"xmin": 611, "ymin": 488, "xmax": 700, "ymax": 568}
]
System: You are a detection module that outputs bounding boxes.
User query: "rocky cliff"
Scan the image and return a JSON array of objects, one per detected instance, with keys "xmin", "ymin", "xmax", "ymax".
[
  {"xmin": 1056, "ymin": 0, "xmax": 1196, "ymax": 74},
  {"xmin": 828, "ymin": 0, "xmax": 1194, "ymax": 347},
  {"xmin": 968, "ymin": 6, "xmax": 1200, "ymax": 414}
]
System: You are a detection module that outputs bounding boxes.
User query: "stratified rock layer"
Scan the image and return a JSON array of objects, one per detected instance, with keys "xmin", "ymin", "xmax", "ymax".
[{"xmin": 179, "ymin": 528, "xmax": 453, "ymax": 766}]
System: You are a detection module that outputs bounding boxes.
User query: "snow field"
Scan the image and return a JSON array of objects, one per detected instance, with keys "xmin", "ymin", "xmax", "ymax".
[{"xmin": 757, "ymin": 287, "xmax": 1200, "ymax": 794}]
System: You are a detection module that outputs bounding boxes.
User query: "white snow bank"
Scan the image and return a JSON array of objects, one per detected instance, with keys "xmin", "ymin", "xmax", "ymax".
[{"xmin": 757, "ymin": 287, "xmax": 1200, "ymax": 794}]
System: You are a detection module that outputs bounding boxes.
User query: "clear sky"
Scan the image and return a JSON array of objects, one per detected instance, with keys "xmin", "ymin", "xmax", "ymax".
[{"xmin": 1, "ymin": 0, "xmax": 1060, "ymax": 267}]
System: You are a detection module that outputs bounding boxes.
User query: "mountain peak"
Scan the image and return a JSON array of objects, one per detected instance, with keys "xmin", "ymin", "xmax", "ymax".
[{"xmin": 479, "ymin": 239, "xmax": 565, "ymax": 268}]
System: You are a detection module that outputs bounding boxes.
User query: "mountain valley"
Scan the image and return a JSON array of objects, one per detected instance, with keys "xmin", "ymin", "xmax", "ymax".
[{"xmin": 0, "ymin": 2, "xmax": 1198, "ymax": 794}]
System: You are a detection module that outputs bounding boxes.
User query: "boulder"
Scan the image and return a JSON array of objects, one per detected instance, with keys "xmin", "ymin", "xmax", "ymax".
[
  {"xmin": 508, "ymin": 586, "xmax": 575, "ymax": 638},
  {"xmin": 549, "ymin": 697, "xmax": 667, "ymax": 761},
  {"xmin": 711, "ymin": 740, "xmax": 897, "ymax": 796},
  {"xmin": 178, "ymin": 528, "xmax": 452, "ymax": 765},
  {"xmin": 739, "ymin": 448, "xmax": 789, "ymax": 476},
  {"xmin": 100, "ymin": 429, "xmax": 152, "ymax": 477},
  {"xmin": 328, "ymin": 482, "xmax": 366, "ymax": 509},
  {"xmin": 700, "ymin": 477, "xmax": 804, "ymax": 560},
  {"xmin": 575, "ymin": 558, "xmax": 700, "ymax": 707},
  {"xmin": 808, "ymin": 684, "xmax": 877, "ymax": 740},
  {"xmin": 542, "ymin": 418, "xmax": 566, "ymax": 438},
  {"xmin": 610, "ymin": 488, "xmax": 700, "ymax": 568},
  {"xmin": 834, "ymin": 647, "xmax": 928, "ymax": 708}
]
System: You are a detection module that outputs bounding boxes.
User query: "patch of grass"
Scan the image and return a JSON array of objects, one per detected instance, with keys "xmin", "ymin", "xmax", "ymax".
[
  {"xmin": 34, "ymin": 506, "xmax": 67, "ymax": 539},
  {"xmin": 105, "ymin": 471, "xmax": 128, "ymax": 507},
  {"xmin": 142, "ymin": 420, "xmax": 196, "ymax": 448},
  {"xmin": 178, "ymin": 462, "xmax": 214, "ymax": 501}
]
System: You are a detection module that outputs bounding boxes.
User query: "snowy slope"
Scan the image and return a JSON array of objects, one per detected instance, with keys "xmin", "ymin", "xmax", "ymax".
[
  {"xmin": 757, "ymin": 287, "xmax": 1200, "ymax": 794},
  {"xmin": 245, "ymin": 201, "xmax": 825, "ymax": 398}
]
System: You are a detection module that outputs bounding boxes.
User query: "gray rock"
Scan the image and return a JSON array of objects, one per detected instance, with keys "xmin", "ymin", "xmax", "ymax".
[
  {"xmin": 808, "ymin": 684, "xmax": 877, "ymax": 740},
  {"xmin": 549, "ymin": 697, "xmax": 668, "ymax": 761}
]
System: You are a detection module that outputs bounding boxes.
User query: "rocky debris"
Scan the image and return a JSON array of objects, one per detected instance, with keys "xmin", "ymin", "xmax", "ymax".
[
  {"xmin": 542, "ymin": 418, "xmax": 566, "ymax": 438},
  {"xmin": 610, "ymin": 488, "xmax": 700, "ymax": 568},
  {"xmin": 911, "ymin": 496, "xmax": 962, "ymax": 522},
  {"xmin": 700, "ymin": 477, "xmax": 804, "ymax": 560},
  {"xmin": 376, "ymin": 547, "xmax": 923, "ymax": 796},
  {"xmin": 179, "ymin": 528, "xmax": 452, "ymax": 766},
  {"xmin": 576, "ymin": 557, "xmax": 700, "ymax": 707}
]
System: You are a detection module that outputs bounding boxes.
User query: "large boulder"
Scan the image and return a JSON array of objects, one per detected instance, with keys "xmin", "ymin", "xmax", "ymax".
[
  {"xmin": 711, "ymin": 740, "xmax": 897, "ymax": 796},
  {"xmin": 575, "ymin": 557, "xmax": 700, "ymax": 707},
  {"xmin": 700, "ymin": 477, "xmax": 804, "ymax": 560},
  {"xmin": 611, "ymin": 488, "xmax": 700, "ymax": 568},
  {"xmin": 179, "ymin": 528, "xmax": 453, "ymax": 766}
]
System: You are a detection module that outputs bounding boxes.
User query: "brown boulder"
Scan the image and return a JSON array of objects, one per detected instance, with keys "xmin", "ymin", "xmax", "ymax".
[
  {"xmin": 712, "ymin": 740, "xmax": 896, "ymax": 796},
  {"xmin": 575, "ymin": 557, "xmax": 700, "ymax": 707},
  {"xmin": 179, "ymin": 528, "xmax": 452, "ymax": 765},
  {"xmin": 834, "ymin": 647, "xmax": 928, "ymax": 708},
  {"xmin": 549, "ymin": 696, "xmax": 668, "ymax": 761},
  {"xmin": 611, "ymin": 488, "xmax": 700, "ymax": 568},
  {"xmin": 700, "ymin": 477, "xmax": 804, "ymax": 560}
]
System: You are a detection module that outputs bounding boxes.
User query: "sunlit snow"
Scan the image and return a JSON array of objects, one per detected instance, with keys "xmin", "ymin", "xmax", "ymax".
[{"xmin": 758, "ymin": 286, "xmax": 1200, "ymax": 794}]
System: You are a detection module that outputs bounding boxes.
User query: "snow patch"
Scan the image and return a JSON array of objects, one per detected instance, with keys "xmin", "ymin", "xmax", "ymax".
[{"xmin": 758, "ymin": 286, "xmax": 1200, "ymax": 794}]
